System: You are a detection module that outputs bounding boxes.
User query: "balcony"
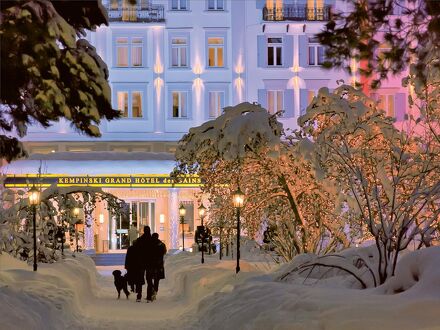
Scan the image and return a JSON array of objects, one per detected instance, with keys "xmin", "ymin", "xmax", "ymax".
[
  {"xmin": 106, "ymin": 4, "xmax": 165, "ymax": 23},
  {"xmin": 262, "ymin": 5, "xmax": 331, "ymax": 21}
]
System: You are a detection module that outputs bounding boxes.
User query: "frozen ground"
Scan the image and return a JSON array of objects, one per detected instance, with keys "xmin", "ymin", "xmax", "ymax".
[{"xmin": 0, "ymin": 241, "xmax": 439, "ymax": 330}]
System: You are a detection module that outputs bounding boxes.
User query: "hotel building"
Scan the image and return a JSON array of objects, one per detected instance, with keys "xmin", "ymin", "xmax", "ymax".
[{"xmin": 3, "ymin": 0, "xmax": 409, "ymax": 253}]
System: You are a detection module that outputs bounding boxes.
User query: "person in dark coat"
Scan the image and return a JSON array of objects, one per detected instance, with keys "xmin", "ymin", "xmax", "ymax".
[
  {"xmin": 137, "ymin": 225, "xmax": 154, "ymax": 302},
  {"xmin": 124, "ymin": 239, "xmax": 145, "ymax": 302},
  {"xmin": 151, "ymin": 233, "xmax": 167, "ymax": 301}
]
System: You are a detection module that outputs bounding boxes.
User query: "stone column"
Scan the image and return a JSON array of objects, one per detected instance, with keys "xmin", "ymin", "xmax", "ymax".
[
  {"xmin": 168, "ymin": 188, "xmax": 179, "ymax": 249},
  {"xmin": 84, "ymin": 213, "xmax": 95, "ymax": 252}
]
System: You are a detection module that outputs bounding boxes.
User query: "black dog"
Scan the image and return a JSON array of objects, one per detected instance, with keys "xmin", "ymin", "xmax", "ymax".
[{"xmin": 112, "ymin": 270, "xmax": 130, "ymax": 299}]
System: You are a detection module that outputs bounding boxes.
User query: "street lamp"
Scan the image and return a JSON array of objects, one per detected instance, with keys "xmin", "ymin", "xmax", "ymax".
[
  {"xmin": 29, "ymin": 186, "xmax": 41, "ymax": 272},
  {"xmin": 198, "ymin": 203, "xmax": 206, "ymax": 264},
  {"xmin": 232, "ymin": 187, "xmax": 244, "ymax": 274},
  {"xmin": 179, "ymin": 203, "xmax": 186, "ymax": 251},
  {"xmin": 73, "ymin": 207, "xmax": 80, "ymax": 252}
]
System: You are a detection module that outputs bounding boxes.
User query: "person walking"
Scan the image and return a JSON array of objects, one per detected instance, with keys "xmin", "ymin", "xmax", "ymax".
[
  {"xmin": 151, "ymin": 233, "xmax": 167, "ymax": 301},
  {"xmin": 125, "ymin": 239, "xmax": 145, "ymax": 301},
  {"xmin": 137, "ymin": 225, "xmax": 154, "ymax": 302}
]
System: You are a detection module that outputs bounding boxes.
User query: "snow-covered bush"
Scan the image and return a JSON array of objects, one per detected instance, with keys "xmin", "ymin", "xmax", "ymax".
[
  {"xmin": 0, "ymin": 179, "xmax": 124, "ymax": 264},
  {"xmin": 298, "ymin": 85, "xmax": 440, "ymax": 284},
  {"xmin": 175, "ymin": 102, "xmax": 355, "ymax": 262}
]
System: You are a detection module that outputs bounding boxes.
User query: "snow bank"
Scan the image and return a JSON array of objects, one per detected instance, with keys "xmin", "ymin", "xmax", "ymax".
[
  {"xmin": 1, "ymin": 247, "xmax": 439, "ymax": 330},
  {"xmin": 195, "ymin": 247, "xmax": 440, "ymax": 330},
  {"xmin": 0, "ymin": 249, "xmax": 272, "ymax": 329}
]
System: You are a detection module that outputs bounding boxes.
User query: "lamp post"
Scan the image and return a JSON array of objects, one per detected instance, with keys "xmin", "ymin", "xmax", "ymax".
[
  {"xmin": 198, "ymin": 203, "xmax": 206, "ymax": 264},
  {"xmin": 73, "ymin": 207, "xmax": 80, "ymax": 252},
  {"xmin": 28, "ymin": 186, "xmax": 41, "ymax": 272},
  {"xmin": 179, "ymin": 203, "xmax": 186, "ymax": 251},
  {"xmin": 232, "ymin": 187, "xmax": 244, "ymax": 274},
  {"xmin": 218, "ymin": 217, "xmax": 224, "ymax": 260}
]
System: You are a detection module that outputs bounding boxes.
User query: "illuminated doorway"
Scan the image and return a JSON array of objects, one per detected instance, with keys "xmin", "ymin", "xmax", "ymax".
[{"xmin": 110, "ymin": 200, "xmax": 156, "ymax": 250}]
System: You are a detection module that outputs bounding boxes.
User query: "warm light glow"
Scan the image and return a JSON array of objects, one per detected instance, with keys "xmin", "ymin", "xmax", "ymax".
[
  {"xmin": 99, "ymin": 213, "xmax": 104, "ymax": 224},
  {"xmin": 232, "ymin": 188, "xmax": 245, "ymax": 208},
  {"xmin": 234, "ymin": 77, "xmax": 244, "ymax": 103},
  {"xmin": 193, "ymin": 64, "xmax": 203, "ymax": 76},
  {"xmin": 154, "ymin": 62, "xmax": 163, "ymax": 75},
  {"xmin": 73, "ymin": 207, "xmax": 80, "ymax": 217},
  {"xmin": 179, "ymin": 204, "xmax": 186, "ymax": 217},
  {"xmin": 350, "ymin": 58, "xmax": 358, "ymax": 86},
  {"xmin": 28, "ymin": 186, "xmax": 40, "ymax": 205},
  {"xmin": 160, "ymin": 214, "xmax": 165, "ymax": 223}
]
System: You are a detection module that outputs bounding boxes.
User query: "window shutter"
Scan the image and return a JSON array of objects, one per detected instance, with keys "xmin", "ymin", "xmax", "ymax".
[
  {"xmin": 258, "ymin": 89, "xmax": 267, "ymax": 110},
  {"xmin": 257, "ymin": 35, "xmax": 267, "ymax": 68},
  {"xmin": 298, "ymin": 35, "xmax": 308, "ymax": 67},
  {"xmin": 300, "ymin": 89, "xmax": 308, "ymax": 115},
  {"xmin": 395, "ymin": 93, "xmax": 406, "ymax": 121},
  {"xmin": 284, "ymin": 89, "xmax": 294, "ymax": 118},
  {"xmin": 284, "ymin": 35, "xmax": 294, "ymax": 68}
]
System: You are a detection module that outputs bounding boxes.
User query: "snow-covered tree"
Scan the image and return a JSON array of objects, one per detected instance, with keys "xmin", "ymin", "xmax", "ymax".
[
  {"xmin": 0, "ymin": 182, "xmax": 124, "ymax": 263},
  {"xmin": 0, "ymin": 0, "xmax": 120, "ymax": 162},
  {"xmin": 175, "ymin": 102, "xmax": 354, "ymax": 262},
  {"xmin": 299, "ymin": 85, "xmax": 440, "ymax": 284},
  {"xmin": 318, "ymin": 0, "xmax": 440, "ymax": 89}
]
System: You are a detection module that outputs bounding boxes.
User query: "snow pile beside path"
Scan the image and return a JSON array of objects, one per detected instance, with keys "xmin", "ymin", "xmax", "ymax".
[
  {"xmin": 194, "ymin": 247, "xmax": 440, "ymax": 330},
  {"xmin": 275, "ymin": 245, "xmax": 379, "ymax": 289},
  {"xmin": 0, "ymin": 252, "xmax": 100, "ymax": 329},
  {"xmin": 0, "ymin": 249, "xmax": 270, "ymax": 329},
  {"xmin": 372, "ymin": 246, "xmax": 440, "ymax": 298},
  {"xmin": 1, "ymin": 247, "xmax": 439, "ymax": 330}
]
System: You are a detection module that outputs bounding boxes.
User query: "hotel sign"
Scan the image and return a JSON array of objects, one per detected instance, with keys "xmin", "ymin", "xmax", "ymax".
[{"xmin": 4, "ymin": 174, "xmax": 202, "ymax": 188}]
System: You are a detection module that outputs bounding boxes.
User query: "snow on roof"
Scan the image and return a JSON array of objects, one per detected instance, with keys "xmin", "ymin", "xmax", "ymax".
[{"xmin": 2, "ymin": 152, "xmax": 177, "ymax": 175}]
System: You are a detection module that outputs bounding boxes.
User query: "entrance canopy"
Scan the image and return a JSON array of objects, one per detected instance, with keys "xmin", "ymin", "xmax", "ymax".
[{"xmin": 2, "ymin": 152, "xmax": 201, "ymax": 188}]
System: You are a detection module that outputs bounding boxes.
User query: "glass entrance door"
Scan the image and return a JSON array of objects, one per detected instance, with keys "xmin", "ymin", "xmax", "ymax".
[
  {"xmin": 135, "ymin": 201, "xmax": 156, "ymax": 233},
  {"xmin": 115, "ymin": 202, "xmax": 130, "ymax": 250},
  {"xmin": 110, "ymin": 200, "xmax": 155, "ymax": 250}
]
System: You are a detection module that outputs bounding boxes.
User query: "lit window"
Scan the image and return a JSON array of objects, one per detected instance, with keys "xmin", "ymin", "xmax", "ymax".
[
  {"xmin": 308, "ymin": 38, "xmax": 325, "ymax": 66},
  {"xmin": 171, "ymin": 0, "xmax": 187, "ymax": 10},
  {"xmin": 116, "ymin": 38, "xmax": 128, "ymax": 67},
  {"xmin": 172, "ymin": 91, "xmax": 187, "ymax": 118},
  {"xmin": 307, "ymin": 0, "xmax": 325, "ymax": 20},
  {"xmin": 132, "ymin": 38, "xmax": 143, "ymax": 67},
  {"xmin": 208, "ymin": 91, "xmax": 224, "ymax": 118},
  {"xmin": 115, "ymin": 36, "xmax": 143, "ymax": 67},
  {"xmin": 208, "ymin": 37, "xmax": 224, "ymax": 67},
  {"xmin": 171, "ymin": 38, "xmax": 188, "ymax": 67},
  {"xmin": 117, "ymin": 91, "xmax": 129, "ymax": 117},
  {"xmin": 267, "ymin": 37, "xmax": 282, "ymax": 66},
  {"xmin": 117, "ymin": 91, "xmax": 143, "ymax": 118},
  {"xmin": 379, "ymin": 95, "xmax": 395, "ymax": 117},
  {"xmin": 122, "ymin": 0, "xmax": 137, "ymax": 21},
  {"xmin": 132, "ymin": 92, "xmax": 142, "ymax": 117},
  {"xmin": 267, "ymin": 90, "xmax": 283, "ymax": 114},
  {"xmin": 208, "ymin": 0, "xmax": 224, "ymax": 10}
]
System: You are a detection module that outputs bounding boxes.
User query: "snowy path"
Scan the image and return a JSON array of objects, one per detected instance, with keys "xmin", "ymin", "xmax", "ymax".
[
  {"xmin": 0, "ymin": 251, "xmax": 272, "ymax": 330},
  {"xmin": 2, "ymin": 246, "xmax": 440, "ymax": 330}
]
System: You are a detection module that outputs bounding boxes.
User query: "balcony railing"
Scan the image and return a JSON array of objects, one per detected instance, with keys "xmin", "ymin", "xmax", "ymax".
[
  {"xmin": 106, "ymin": 4, "xmax": 165, "ymax": 23},
  {"xmin": 263, "ymin": 5, "xmax": 331, "ymax": 21}
]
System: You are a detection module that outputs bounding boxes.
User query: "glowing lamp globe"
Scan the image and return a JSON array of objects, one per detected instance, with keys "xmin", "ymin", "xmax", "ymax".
[
  {"xmin": 28, "ymin": 186, "xmax": 40, "ymax": 206},
  {"xmin": 232, "ymin": 188, "xmax": 244, "ymax": 208},
  {"xmin": 179, "ymin": 204, "xmax": 186, "ymax": 217}
]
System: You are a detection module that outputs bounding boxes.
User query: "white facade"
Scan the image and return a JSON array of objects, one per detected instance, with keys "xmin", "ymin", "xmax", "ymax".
[{"xmin": 23, "ymin": 0, "xmax": 360, "ymax": 147}]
